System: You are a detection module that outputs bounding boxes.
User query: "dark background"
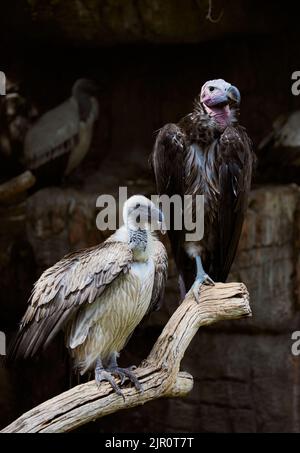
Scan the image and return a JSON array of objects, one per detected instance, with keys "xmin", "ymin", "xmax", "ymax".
[{"xmin": 1, "ymin": 0, "xmax": 300, "ymax": 433}]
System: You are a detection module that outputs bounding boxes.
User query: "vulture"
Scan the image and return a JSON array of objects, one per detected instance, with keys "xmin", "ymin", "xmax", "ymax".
[
  {"xmin": 150, "ymin": 79, "xmax": 255, "ymax": 300},
  {"xmin": 0, "ymin": 79, "xmax": 38, "ymax": 179},
  {"xmin": 10, "ymin": 195, "xmax": 168, "ymax": 395},
  {"xmin": 257, "ymin": 110, "xmax": 300, "ymax": 184},
  {"xmin": 23, "ymin": 78, "xmax": 99, "ymax": 184}
]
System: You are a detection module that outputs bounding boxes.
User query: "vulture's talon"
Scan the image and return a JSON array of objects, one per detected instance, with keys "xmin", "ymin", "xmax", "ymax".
[
  {"xmin": 129, "ymin": 365, "xmax": 137, "ymax": 371},
  {"xmin": 202, "ymin": 274, "xmax": 215, "ymax": 286},
  {"xmin": 190, "ymin": 274, "xmax": 215, "ymax": 302},
  {"xmin": 109, "ymin": 366, "xmax": 143, "ymax": 393},
  {"xmin": 110, "ymin": 368, "xmax": 127, "ymax": 385},
  {"xmin": 190, "ymin": 280, "xmax": 201, "ymax": 302},
  {"xmin": 95, "ymin": 368, "xmax": 124, "ymax": 398}
]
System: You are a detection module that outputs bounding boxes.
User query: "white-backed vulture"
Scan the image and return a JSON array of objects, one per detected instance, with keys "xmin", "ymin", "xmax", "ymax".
[
  {"xmin": 150, "ymin": 79, "xmax": 255, "ymax": 301},
  {"xmin": 10, "ymin": 195, "xmax": 168, "ymax": 395},
  {"xmin": 24, "ymin": 78, "xmax": 98, "ymax": 183}
]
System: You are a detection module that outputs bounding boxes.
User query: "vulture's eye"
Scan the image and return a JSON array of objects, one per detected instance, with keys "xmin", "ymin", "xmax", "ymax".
[{"xmin": 209, "ymin": 86, "xmax": 215, "ymax": 92}]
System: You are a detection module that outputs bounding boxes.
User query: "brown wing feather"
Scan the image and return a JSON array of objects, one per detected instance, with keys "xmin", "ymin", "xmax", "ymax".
[
  {"xmin": 147, "ymin": 238, "xmax": 168, "ymax": 314},
  {"xmin": 10, "ymin": 241, "xmax": 133, "ymax": 359},
  {"xmin": 150, "ymin": 123, "xmax": 186, "ymax": 283},
  {"xmin": 214, "ymin": 125, "xmax": 255, "ymax": 281},
  {"xmin": 150, "ymin": 123, "xmax": 185, "ymax": 196}
]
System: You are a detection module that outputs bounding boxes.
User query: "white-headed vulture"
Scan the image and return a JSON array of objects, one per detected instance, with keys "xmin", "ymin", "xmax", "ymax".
[{"xmin": 10, "ymin": 195, "xmax": 168, "ymax": 396}]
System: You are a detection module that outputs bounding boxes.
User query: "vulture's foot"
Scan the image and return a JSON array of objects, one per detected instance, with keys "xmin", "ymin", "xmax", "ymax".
[
  {"xmin": 95, "ymin": 357, "xmax": 143, "ymax": 399},
  {"xmin": 191, "ymin": 274, "xmax": 215, "ymax": 302},
  {"xmin": 108, "ymin": 366, "xmax": 143, "ymax": 394},
  {"xmin": 95, "ymin": 366, "xmax": 125, "ymax": 400}
]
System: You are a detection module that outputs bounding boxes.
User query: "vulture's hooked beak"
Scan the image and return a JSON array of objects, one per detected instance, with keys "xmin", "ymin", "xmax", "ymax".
[
  {"xmin": 148, "ymin": 205, "xmax": 166, "ymax": 234},
  {"xmin": 203, "ymin": 85, "xmax": 241, "ymax": 109},
  {"xmin": 226, "ymin": 85, "xmax": 241, "ymax": 106}
]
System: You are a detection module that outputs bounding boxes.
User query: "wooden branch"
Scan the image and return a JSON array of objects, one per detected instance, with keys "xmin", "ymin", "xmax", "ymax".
[
  {"xmin": 0, "ymin": 171, "xmax": 36, "ymax": 203},
  {"xmin": 2, "ymin": 282, "xmax": 251, "ymax": 433}
]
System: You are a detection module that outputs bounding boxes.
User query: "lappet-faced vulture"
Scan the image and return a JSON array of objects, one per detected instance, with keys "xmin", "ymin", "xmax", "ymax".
[
  {"xmin": 23, "ymin": 78, "xmax": 99, "ymax": 184},
  {"xmin": 150, "ymin": 79, "xmax": 255, "ymax": 300},
  {"xmin": 10, "ymin": 195, "xmax": 167, "ymax": 395}
]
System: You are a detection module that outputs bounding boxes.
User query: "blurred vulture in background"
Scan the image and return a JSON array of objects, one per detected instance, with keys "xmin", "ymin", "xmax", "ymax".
[
  {"xmin": 23, "ymin": 78, "xmax": 99, "ymax": 185},
  {"xmin": 258, "ymin": 110, "xmax": 300, "ymax": 184},
  {"xmin": 151, "ymin": 79, "xmax": 255, "ymax": 301},
  {"xmin": 0, "ymin": 78, "xmax": 38, "ymax": 181},
  {"xmin": 10, "ymin": 195, "xmax": 167, "ymax": 396}
]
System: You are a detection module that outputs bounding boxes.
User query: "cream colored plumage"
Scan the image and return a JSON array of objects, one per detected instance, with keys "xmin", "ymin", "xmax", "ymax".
[
  {"xmin": 10, "ymin": 195, "xmax": 167, "ymax": 393},
  {"xmin": 68, "ymin": 251, "xmax": 155, "ymax": 373}
]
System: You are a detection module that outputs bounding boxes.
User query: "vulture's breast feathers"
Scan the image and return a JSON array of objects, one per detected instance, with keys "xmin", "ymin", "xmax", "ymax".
[{"xmin": 67, "ymin": 240, "xmax": 156, "ymax": 373}]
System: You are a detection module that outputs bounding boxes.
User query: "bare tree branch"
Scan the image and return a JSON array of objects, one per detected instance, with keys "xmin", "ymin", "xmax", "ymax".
[
  {"xmin": 0, "ymin": 171, "xmax": 36, "ymax": 203},
  {"xmin": 2, "ymin": 282, "xmax": 251, "ymax": 433}
]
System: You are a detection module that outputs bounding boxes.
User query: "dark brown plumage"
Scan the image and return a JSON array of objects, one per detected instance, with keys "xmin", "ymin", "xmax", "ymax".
[{"xmin": 150, "ymin": 79, "xmax": 255, "ymax": 297}]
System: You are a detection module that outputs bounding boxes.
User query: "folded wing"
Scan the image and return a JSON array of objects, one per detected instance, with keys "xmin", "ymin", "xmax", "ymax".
[{"xmin": 10, "ymin": 241, "xmax": 133, "ymax": 358}]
